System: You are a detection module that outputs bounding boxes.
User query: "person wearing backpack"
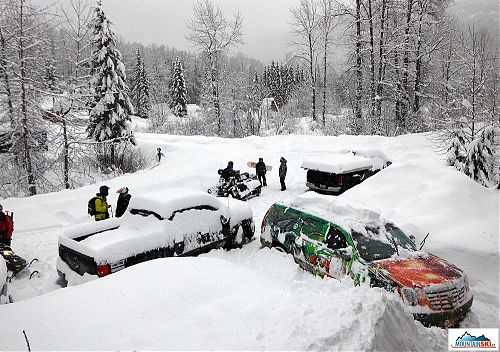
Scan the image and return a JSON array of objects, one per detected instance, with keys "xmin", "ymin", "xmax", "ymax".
[
  {"xmin": 115, "ymin": 187, "xmax": 131, "ymax": 218},
  {"xmin": 0, "ymin": 204, "xmax": 13, "ymax": 246},
  {"xmin": 89, "ymin": 186, "xmax": 111, "ymax": 221}
]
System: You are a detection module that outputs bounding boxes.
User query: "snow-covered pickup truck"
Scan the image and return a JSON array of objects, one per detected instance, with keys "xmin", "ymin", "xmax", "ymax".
[
  {"xmin": 301, "ymin": 150, "xmax": 391, "ymax": 194},
  {"xmin": 57, "ymin": 190, "xmax": 255, "ymax": 286}
]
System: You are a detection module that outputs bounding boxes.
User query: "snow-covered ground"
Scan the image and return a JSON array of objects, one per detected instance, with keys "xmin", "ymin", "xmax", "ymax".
[{"xmin": 0, "ymin": 132, "xmax": 498, "ymax": 350}]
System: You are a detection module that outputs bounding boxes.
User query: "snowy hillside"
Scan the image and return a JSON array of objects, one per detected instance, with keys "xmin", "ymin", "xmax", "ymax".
[{"xmin": 0, "ymin": 133, "xmax": 498, "ymax": 350}]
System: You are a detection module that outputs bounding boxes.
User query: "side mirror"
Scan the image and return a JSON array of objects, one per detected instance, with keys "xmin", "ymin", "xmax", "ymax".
[{"xmin": 335, "ymin": 248, "xmax": 352, "ymax": 261}]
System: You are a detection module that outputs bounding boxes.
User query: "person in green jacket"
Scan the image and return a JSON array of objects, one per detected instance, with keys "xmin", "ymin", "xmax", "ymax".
[{"xmin": 95, "ymin": 185, "xmax": 110, "ymax": 221}]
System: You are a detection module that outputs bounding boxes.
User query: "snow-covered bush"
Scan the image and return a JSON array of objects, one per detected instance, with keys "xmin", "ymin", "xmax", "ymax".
[{"xmin": 95, "ymin": 142, "xmax": 146, "ymax": 174}]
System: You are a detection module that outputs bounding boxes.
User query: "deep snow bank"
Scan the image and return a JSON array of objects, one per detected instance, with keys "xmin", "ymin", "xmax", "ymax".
[
  {"xmin": 0, "ymin": 255, "xmax": 446, "ymax": 351},
  {"xmin": 0, "ymin": 132, "xmax": 497, "ymax": 348}
]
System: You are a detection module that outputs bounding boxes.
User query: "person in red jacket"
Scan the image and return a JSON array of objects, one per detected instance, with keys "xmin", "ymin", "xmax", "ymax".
[{"xmin": 0, "ymin": 204, "xmax": 13, "ymax": 246}]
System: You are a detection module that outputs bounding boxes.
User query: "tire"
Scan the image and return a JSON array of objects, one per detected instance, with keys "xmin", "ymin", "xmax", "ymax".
[{"xmin": 273, "ymin": 242, "xmax": 288, "ymax": 253}]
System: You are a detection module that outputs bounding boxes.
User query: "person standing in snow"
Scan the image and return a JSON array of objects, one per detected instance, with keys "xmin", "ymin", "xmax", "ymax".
[
  {"xmin": 279, "ymin": 157, "xmax": 287, "ymax": 191},
  {"xmin": 256, "ymin": 157, "xmax": 267, "ymax": 187},
  {"xmin": 94, "ymin": 186, "xmax": 111, "ymax": 221},
  {"xmin": 0, "ymin": 204, "xmax": 13, "ymax": 246},
  {"xmin": 157, "ymin": 147, "xmax": 165, "ymax": 162},
  {"xmin": 115, "ymin": 187, "xmax": 132, "ymax": 218}
]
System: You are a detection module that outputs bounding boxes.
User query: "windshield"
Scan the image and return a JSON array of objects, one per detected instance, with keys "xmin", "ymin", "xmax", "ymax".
[
  {"xmin": 351, "ymin": 223, "xmax": 416, "ymax": 262},
  {"xmin": 384, "ymin": 223, "xmax": 417, "ymax": 251}
]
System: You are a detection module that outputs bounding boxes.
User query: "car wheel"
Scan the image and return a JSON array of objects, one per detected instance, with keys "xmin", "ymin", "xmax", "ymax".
[
  {"xmin": 234, "ymin": 225, "xmax": 244, "ymax": 246},
  {"xmin": 273, "ymin": 243, "xmax": 288, "ymax": 253}
]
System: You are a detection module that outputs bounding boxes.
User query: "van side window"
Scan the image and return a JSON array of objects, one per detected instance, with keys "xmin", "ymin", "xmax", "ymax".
[
  {"xmin": 325, "ymin": 226, "xmax": 348, "ymax": 250},
  {"xmin": 301, "ymin": 217, "xmax": 327, "ymax": 241}
]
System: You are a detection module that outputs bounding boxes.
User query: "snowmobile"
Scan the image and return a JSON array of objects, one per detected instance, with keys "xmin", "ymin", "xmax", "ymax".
[
  {"xmin": 208, "ymin": 169, "xmax": 262, "ymax": 201},
  {"xmin": 0, "ymin": 244, "xmax": 39, "ymax": 281}
]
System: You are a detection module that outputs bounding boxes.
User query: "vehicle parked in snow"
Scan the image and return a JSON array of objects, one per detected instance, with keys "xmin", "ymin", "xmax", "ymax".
[
  {"xmin": 57, "ymin": 190, "xmax": 255, "ymax": 285},
  {"xmin": 301, "ymin": 150, "xmax": 391, "ymax": 194},
  {"xmin": 208, "ymin": 169, "xmax": 262, "ymax": 201},
  {"xmin": 260, "ymin": 199, "xmax": 473, "ymax": 327}
]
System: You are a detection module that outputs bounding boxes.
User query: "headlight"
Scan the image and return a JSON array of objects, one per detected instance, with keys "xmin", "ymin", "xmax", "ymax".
[{"xmin": 401, "ymin": 287, "xmax": 418, "ymax": 306}]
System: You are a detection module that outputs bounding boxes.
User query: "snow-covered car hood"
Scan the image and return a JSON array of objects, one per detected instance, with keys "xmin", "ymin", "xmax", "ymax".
[
  {"xmin": 370, "ymin": 254, "xmax": 463, "ymax": 288},
  {"xmin": 224, "ymin": 198, "xmax": 253, "ymax": 225}
]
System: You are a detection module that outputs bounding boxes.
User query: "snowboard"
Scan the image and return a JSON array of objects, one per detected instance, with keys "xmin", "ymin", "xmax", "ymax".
[{"xmin": 247, "ymin": 161, "xmax": 273, "ymax": 171}]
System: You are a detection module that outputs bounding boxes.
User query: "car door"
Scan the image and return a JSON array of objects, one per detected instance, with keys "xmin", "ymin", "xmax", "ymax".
[
  {"xmin": 298, "ymin": 216, "xmax": 330, "ymax": 274},
  {"xmin": 322, "ymin": 225, "xmax": 351, "ymax": 279},
  {"xmin": 268, "ymin": 205, "xmax": 303, "ymax": 253},
  {"xmin": 299, "ymin": 217, "xmax": 352, "ymax": 279}
]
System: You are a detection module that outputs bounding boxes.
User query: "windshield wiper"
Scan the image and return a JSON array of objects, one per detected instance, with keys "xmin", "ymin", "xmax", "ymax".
[{"xmin": 419, "ymin": 232, "xmax": 429, "ymax": 250}]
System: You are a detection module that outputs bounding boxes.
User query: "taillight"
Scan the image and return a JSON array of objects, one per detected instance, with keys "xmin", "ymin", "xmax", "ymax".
[
  {"xmin": 338, "ymin": 175, "xmax": 344, "ymax": 186},
  {"xmin": 96, "ymin": 264, "xmax": 111, "ymax": 277}
]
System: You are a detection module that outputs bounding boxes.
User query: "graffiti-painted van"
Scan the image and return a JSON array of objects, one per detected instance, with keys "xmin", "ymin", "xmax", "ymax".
[{"xmin": 260, "ymin": 200, "xmax": 473, "ymax": 327}]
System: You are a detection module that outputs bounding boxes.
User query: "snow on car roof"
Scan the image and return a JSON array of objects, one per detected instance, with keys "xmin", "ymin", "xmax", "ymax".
[
  {"xmin": 129, "ymin": 188, "xmax": 222, "ymax": 219},
  {"xmin": 301, "ymin": 151, "xmax": 373, "ymax": 174},
  {"xmin": 301, "ymin": 149, "xmax": 391, "ymax": 174},
  {"xmin": 286, "ymin": 192, "xmax": 385, "ymax": 234}
]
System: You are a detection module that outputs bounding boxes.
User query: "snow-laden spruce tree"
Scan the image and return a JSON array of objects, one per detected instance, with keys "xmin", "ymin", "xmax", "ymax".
[
  {"xmin": 131, "ymin": 48, "xmax": 151, "ymax": 119},
  {"xmin": 445, "ymin": 126, "xmax": 466, "ymax": 171},
  {"xmin": 465, "ymin": 126, "xmax": 499, "ymax": 187},
  {"xmin": 87, "ymin": 0, "xmax": 134, "ymax": 163},
  {"xmin": 439, "ymin": 28, "xmax": 499, "ymax": 187},
  {"xmin": 170, "ymin": 57, "xmax": 188, "ymax": 118}
]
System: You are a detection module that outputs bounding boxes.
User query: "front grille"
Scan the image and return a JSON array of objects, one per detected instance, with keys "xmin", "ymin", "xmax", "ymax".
[{"xmin": 426, "ymin": 283, "xmax": 466, "ymax": 311}]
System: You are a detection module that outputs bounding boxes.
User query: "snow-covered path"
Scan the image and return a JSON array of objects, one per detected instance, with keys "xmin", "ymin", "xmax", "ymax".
[{"xmin": 0, "ymin": 133, "xmax": 498, "ymax": 350}]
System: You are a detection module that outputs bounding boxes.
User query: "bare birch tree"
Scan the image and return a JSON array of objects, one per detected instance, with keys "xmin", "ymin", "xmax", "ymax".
[
  {"xmin": 290, "ymin": 0, "xmax": 319, "ymax": 122},
  {"xmin": 185, "ymin": 0, "xmax": 243, "ymax": 136}
]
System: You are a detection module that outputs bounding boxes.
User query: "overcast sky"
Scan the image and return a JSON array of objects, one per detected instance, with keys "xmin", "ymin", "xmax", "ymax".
[{"xmin": 98, "ymin": 0, "xmax": 300, "ymax": 63}]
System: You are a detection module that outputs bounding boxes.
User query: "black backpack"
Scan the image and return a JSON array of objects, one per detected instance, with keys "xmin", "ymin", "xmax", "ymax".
[{"xmin": 87, "ymin": 197, "xmax": 97, "ymax": 216}]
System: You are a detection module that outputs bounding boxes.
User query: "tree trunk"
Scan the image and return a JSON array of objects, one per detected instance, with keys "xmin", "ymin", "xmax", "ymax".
[
  {"xmin": 413, "ymin": 5, "xmax": 424, "ymax": 114},
  {"xmin": 375, "ymin": 0, "xmax": 387, "ymax": 133},
  {"xmin": 401, "ymin": 0, "xmax": 414, "ymax": 130},
  {"xmin": 210, "ymin": 55, "xmax": 221, "ymax": 136},
  {"xmin": 322, "ymin": 35, "xmax": 327, "ymax": 126},
  {"xmin": 395, "ymin": 46, "xmax": 403, "ymax": 132},
  {"xmin": 18, "ymin": 0, "xmax": 37, "ymax": 196},
  {"xmin": 368, "ymin": 0, "xmax": 376, "ymax": 131},
  {"xmin": 63, "ymin": 117, "xmax": 70, "ymax": 189},
  {"xmin": 309, "ymin": 33, "xmax": 316, "ymax": 121},
  {"xmin": 0, "ymin": 26, "xmax": 15, "ymax": 128},
  {"xmin": 354, "ymin": 0, "xmax": 363, "ymax": 133}
]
